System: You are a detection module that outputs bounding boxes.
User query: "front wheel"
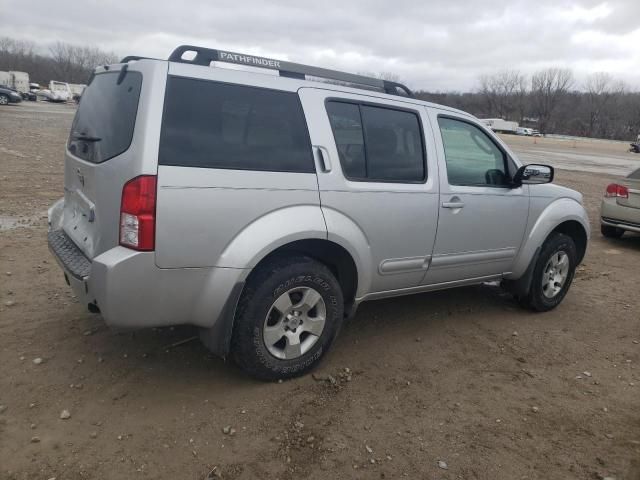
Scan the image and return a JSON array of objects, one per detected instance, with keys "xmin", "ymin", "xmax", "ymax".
[
  {"xmin": 519, "ymin": 233, "xmax": 577, "ymax": 312},
  {"xmin": 0, "ymin": 94, "xmax": 9, "ymax": 105},
  {"xmin": 231, "ymin": 255, "xmax": 344, "ymax": 381}
]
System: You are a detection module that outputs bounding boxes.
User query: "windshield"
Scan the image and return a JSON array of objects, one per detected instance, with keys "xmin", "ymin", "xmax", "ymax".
[{"xmin": 67, "ymin": 71, "xmax": 142, "ymax": 163}]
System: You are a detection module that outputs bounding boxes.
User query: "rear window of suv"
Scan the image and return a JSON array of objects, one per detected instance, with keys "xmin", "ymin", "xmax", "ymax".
[
  {"xmin": 159, "ymin": 77, "xmax": 314, "ymax": 173},
  {"xmin": 68, "ymin": 71, "xmax": 142, "ymax": 163}
]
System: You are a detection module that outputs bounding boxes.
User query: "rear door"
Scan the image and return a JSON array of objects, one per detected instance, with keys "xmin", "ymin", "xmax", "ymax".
[
  {"xmin": 299, "ymin": 88, "xmax": 439, "ymax": 294},
  {"xmin": 62, "ymin": 60, "xmax": 166, "ymax": 259}
]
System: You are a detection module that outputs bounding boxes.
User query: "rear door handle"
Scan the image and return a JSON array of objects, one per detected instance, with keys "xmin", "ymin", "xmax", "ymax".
[
  {"xmin": 442, "ymin": 201, "xmax": 465, "ymax": 209},
  {"xmin": 314, "ymin": 145, "xmax": 332, "ymax": 173}
]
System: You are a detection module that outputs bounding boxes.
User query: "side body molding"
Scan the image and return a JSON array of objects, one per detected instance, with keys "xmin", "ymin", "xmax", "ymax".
[{"xmin": 507, "ymin": 197, "xmax": 590, "ymax": 280}]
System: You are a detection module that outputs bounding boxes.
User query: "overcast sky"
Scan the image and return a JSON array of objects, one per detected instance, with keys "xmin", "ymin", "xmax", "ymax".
[{"xmin": 2, "ymin": 0, "xmax": 639, "ymax": 91}]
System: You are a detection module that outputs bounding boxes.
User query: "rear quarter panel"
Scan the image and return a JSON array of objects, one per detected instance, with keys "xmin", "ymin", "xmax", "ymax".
[{"xmin": 155, "ymin": 165, "xmax": 324, "ymax": 268}]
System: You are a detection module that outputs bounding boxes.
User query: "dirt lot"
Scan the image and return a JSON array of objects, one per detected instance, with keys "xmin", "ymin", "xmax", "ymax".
[{"xmin": 1, "ymin": 102, "xmax": 639, "ymax": 480}]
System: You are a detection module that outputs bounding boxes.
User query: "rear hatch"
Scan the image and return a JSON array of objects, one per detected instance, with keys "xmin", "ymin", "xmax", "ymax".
[
  {"xmin": 61, "ymin": 62, "xmax": 162, "ymax": 259},
  {"xmin": 617, "ymin": 169, "xmax": 640, "ymax": 210}
]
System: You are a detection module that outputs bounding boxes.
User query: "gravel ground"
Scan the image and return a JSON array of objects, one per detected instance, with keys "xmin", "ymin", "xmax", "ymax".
[{"xmin": 1, "ymin": 102, "xmax": 639, "ymax": 480}]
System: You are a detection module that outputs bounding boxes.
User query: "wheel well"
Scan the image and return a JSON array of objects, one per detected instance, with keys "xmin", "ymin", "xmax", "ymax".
[
  {"xmin": 253, "ymin": 239, "xmax": 358, "ymax": 315},
  {"xmin": 551, "ymin": 220, "xmax": 588, "ymax": 263}
]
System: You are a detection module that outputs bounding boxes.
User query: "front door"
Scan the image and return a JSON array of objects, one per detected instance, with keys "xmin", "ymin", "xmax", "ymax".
[{"xmin": 423, "ymin": 111, "xmax": 529, "ymax": 285}]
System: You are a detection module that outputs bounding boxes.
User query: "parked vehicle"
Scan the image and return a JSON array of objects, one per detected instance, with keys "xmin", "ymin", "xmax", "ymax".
[
  {"xmin": 0, "ymin": 85, "xmax": 23, "ymax": 105},
  {"xmin": 0, "ymin": 71, "xmax": 10, "ymax": 89},
  {"xmin": 10, "ymin": 71, "xmax": 29, "ymax": 96},
  {"xmin": 48, "ymin": 80, "xmax": 73, "ymax": 101},
  {"xmin": 23, "ymin": 82, "xmax": 39, "ymax": 101},
  {"xmin": 517, "ymin": 127, "xmax": 533, "ymax": 136},
  {"xmin": 600, "ymin": 167, "xmax": 640, "ymax": 237},
  {"xmin": 36, "ymin": 81, "xmax": 72, "ymax": 102},
  {"xmin": 68, "ymin": 83, "xmax": 86, "ymax": 102},
  {"xmin": 480, "ymin": 118, "xmax": 519, "ymax": 134},
  {"xmin": 48, "ymin": 45, "xmax": 590, "ymax": 380},
  {"xmin": 0, "ymin": 71, "xmax": 30, "ymax": 98}
]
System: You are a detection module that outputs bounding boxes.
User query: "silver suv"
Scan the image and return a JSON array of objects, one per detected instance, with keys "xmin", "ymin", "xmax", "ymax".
[{"xmin": 48, "ymin": 45, "xmax": 590, "ymax": 380}]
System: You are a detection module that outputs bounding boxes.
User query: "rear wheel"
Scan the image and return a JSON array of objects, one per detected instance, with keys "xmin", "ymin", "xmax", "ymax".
[
  {"xmin": 0, "ymin": 94, "xmax": 9, "ymax": 105},
  {"xmin": 601, "ymin": 224, "xmax": 624, "ymax": 239},
  {"xmin": 519, "ymin": 232, "xmax": 577, "ymax": 312},
  {"xmin": 231, "ymin": 255, "xmax": 344, "ymax": 381}
]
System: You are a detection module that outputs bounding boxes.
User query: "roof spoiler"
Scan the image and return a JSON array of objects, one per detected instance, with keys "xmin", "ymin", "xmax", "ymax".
[{"xmin": 163, "ymin": 45, "xmax": 413, "ymax": 98}]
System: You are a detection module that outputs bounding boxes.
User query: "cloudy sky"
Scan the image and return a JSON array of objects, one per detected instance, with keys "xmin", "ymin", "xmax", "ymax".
[{"xmin": 2, "ymin": 0, "xmax": 639, "ymax": 91}]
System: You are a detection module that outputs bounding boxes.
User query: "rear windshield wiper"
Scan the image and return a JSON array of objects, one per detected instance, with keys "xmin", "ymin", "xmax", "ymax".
[{"xmin": 71, "ymin": 133, "xmax": 102, "ymax": 142}]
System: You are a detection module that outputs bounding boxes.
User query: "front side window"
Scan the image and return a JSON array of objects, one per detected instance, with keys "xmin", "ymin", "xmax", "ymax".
[
  {"xmin": 326, "ymin": 101, "xmax": 425, "ymax": 182},
  {"xmin": 159, "ymin": 77, "xmax": 314, "ymax": 173},
  {"xmin": 438, "ymin": 117, "xmax": 510, "ymax": 187}
]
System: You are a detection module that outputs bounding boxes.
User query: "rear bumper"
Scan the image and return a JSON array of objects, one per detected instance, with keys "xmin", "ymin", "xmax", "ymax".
[
  {"xmin": 47, "ymin": 230, "xmax": 246, "ymax": 331},
  {"xmin": 47, "ymin": 230, "xmax": 93, "ymax": 306},
  {"xmin": 601, "ymin": 198, "xmax": 640, "ymax": 233},
  {"xmin": 601, "ymin": 217, "xmax": 640, "ymax": 233}
]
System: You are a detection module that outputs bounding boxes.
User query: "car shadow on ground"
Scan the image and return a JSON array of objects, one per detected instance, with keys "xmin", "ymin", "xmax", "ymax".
[
  {"xmin": 599, "ymin": 232, "xmax": 640, "ymax": 251},
  {"xmin": 74, "ymin": 281, "xmax": 519, "ymax": 388}
]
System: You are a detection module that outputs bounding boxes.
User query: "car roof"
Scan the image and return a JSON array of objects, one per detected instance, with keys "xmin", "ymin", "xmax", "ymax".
[{"xmin": 115, "ymin": 45, "xmax": 475, "ymax": 120}]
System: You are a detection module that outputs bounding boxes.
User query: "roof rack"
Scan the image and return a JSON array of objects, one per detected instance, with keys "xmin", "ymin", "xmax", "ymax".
[
  {"xmin": 167, "ymin": 45, "xmax": 413, "ymax": 98},
  {"xmin": 120, "ymin": 55, "xmax": 156, "ymax": 63}
]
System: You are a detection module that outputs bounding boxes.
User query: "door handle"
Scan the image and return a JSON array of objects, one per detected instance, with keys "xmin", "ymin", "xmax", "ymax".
[
  {"xmin": 314, "ymin": 145, "xmax": 332, "ymax": 173},
  {"xmin": 442, "ymin": 201, "xmax": 465, "ymax": 209}
]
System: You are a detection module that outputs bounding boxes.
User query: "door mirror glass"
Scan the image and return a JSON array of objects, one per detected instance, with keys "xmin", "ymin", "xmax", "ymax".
[{"xmin": 514, "ymin": 164, "xmax": 554, "ymax": 185}]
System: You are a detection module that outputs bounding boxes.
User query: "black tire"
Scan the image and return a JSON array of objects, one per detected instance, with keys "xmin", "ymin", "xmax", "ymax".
[
  {"xmin": 0, "ymin": 94, "xmax": 9, "ymax": 106},
  {"xmin": 601, "ymin": 224, "xmax": 624, "ymax": 239},
  {"xmin": 519, "ymin": 233, "xmax": 577, "ymax": 312},
  {"xmin": 231, "ymin": 255, "xmax": 344, "ymax": 381}
]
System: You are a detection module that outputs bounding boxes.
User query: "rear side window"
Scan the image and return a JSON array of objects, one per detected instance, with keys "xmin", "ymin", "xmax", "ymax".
[
  {"xmin": 326, "ymin": 101, "xmax": 425, "ymax": 182},
  {"xmin": 68, "ymin": 71, "xmax": 142, "ymax": 163},
  {"xmin": 159, "ymin": 77, "xmax": 314, "ymax": 173}
]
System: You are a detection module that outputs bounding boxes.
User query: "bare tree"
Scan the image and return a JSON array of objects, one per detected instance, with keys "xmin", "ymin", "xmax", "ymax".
[
  {"xmin": 479, "ymin": 70, "xmax": 526, "ymax": 120},
  {"xmin": 584, "ymin": 72, "xmax": 626, "ymax": 137},
  {"xmin": 49, "ymin": 42, "xmax": 118, "ymax": 83},
  {"xmin": 530, "ymin": 68, "xmax": 574, "ymax": 133}
]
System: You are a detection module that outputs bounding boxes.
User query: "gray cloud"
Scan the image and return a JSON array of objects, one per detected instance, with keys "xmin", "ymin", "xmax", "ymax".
[{"xmin": 2, "ymin": 0, "xmax": 639, "ymax": 90}]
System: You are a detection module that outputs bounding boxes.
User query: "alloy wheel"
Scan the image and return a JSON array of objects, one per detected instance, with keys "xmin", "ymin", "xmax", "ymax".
[{"xmin": 263, "ymin": 286, "xmax": 327, "ymax": 360}]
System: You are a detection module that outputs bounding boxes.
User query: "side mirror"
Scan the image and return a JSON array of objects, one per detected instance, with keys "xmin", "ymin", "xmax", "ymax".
[{"xmin": 513, "ymin": 164, "xmax": 554, "ymax": 186}]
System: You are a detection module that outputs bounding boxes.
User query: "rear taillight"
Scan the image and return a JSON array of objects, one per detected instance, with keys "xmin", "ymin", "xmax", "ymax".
[
  {"xmin": 119, "ymin": 175, "xmax": 157, "ymax": 251},
  {"xmin": 605, "ymin": 183, "xmax": 629, "ymax": 199}
]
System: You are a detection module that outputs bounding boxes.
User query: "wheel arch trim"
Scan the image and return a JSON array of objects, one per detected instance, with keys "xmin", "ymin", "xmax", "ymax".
[{"xmin": 508, "ymin": 198, "xmax": 590, "ymax": 280}]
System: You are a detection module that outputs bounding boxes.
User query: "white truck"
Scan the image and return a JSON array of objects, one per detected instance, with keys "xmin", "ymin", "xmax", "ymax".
[
  {"xmin": 37, "ymin": 81, "xmax": 73, "ymax": 102},
  {"xmin": 68, "ymin": 83, "xmax": 86, "ymax": 99},
  {"xmin": 0, "ymin": 71, "xmax": 10, "ymax": 89},
  {"xmin": 10, "ymin": 72, "xmax": 29, "ymax": 94},
  {"xmin": 480, "ymin": 118, "xmax": 519, "ymax": 134},
  {"xmin": 0, "ymin": 71, "xmax": 30, "ymax": 96}
]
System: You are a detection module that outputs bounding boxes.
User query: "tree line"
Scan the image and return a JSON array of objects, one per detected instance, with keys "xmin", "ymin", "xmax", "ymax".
[
  {"xmin": 416, "ymin": 68, "xmax": 640, "ymax": 141},
  {"xmin": 0, "ymin": 37, "xmax": 118, "ymax": 85},
  {"xmin": 1, "ymin": 36, "xmax": 638, "ymax": 141}
]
